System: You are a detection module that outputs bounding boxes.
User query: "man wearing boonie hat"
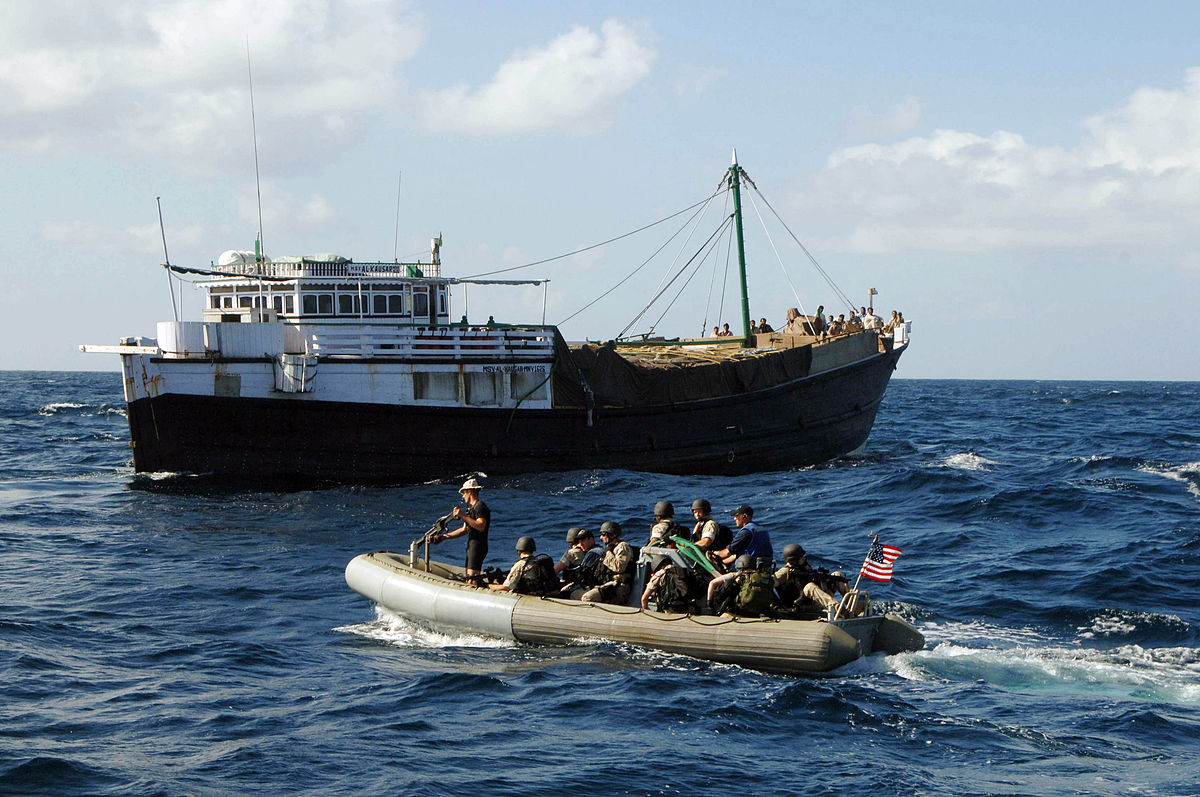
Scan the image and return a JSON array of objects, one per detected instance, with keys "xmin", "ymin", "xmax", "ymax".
[{"xmin": 436, "ymin": 477, "xmax": 490, "ymax": 587}]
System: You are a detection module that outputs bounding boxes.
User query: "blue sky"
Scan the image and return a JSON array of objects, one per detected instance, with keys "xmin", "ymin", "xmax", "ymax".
[{"xmin": 3, "ymin": 1, "xmax": 1199, "ymax": 379}]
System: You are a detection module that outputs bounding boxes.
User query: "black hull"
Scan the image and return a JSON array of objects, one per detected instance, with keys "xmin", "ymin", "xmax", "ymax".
[{"xmin": 127, "ymin": 347, "xmax": 904, "ymax": 485}]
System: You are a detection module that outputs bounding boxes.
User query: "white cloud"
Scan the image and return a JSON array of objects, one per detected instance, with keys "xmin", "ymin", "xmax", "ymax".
[
  {"xmin": 795, "ymin": 70, "xmax": 1200, "ymax": 264},
  {"xmin": 0, "ymin": 0, "xmax": 422, "ymax": 169},
  {"xmin": 39, "ymin": 219, "xmax": 204, "ymax": 254},
  {"xmin": 843, "ymin": 96, "xmax": 921, "ymax": 139},
  {"xmin": 236, "ymin": 181, "xmax": 336, "ymax": 245},
  {"xmin": 420, "ymin": 19, "xmax": 655, "ymax": 135}
]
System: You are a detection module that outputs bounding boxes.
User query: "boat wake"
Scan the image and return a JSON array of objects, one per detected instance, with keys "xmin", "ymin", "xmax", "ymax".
[
  {"xmin": 882, "ymin": 619, "xmax": 1200, "ymax": 705},
  {"xmin": 334, "ymin": 605, "xmax": 514, "ymax": 649}
]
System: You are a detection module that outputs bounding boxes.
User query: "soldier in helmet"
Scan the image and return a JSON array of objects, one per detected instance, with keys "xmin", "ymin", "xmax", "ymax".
[
  {"xmin": 562, "ymin": 528, "xmax": 602, "ymax": 599},
  {"xmin": 580, "ymin": 522, "xmax": 635, "ymax": 605},
  {"xmin": 489, "ymin": 536, "xmax": 556, "ymax": 595},
  {"xmin": 774, "ymin": 543, "xmax": 852, "ymax": 615},
  {"xmin": 705, "ymin": 554, "xmax": 778, "ymax": 617},
  {"xmin": 689, "ymin": 498, "xmax": 721, "ymax": 550},
  {"xmin": 647, "ymin": 500, "xmax": 681, "ymax": 545},
  {"xmin": 555, "ymin": 527, "xmax": 585, "ymax": 577},
  {"xmin": 434, "ymin": 477, "xmax": 491, "ymax": 587}
]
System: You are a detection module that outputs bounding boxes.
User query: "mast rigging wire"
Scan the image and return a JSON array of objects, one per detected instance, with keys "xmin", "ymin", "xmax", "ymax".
[{"xmin": 460, "ymin": 190, "xmax": 723, "ymax": 280}]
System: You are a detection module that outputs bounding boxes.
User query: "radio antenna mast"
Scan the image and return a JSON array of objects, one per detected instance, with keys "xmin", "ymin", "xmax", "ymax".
[
  {"xmin": 393, "ymin": 171, "xmax": 403, "ymax": 263},
  {"xmin": 246, "ymin": 39, "xmax": 265, "ymax": 265},
  {"xmin": 157, "ymin": 196, "xmax": 179, "ymax": 323}
]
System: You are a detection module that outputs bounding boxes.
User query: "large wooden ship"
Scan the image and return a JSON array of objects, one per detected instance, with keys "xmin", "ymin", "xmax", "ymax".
[{"xmin": 82, "ymin": 158, "xmax": 910, "ymax": 485}]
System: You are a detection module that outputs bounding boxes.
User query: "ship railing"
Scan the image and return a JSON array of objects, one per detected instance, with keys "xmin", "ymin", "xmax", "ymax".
[
  {"xmin": 309, "ymin": 326, "xmax": 555, "ymax": 359},
  {"xmin": 210, "ymin": 260, "xmax": 441, "ymax": 279}
]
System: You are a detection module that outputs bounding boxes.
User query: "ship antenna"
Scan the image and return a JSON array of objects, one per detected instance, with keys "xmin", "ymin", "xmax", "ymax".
[
  {"xmin": 393, "ymin": 171, "xmax": 403, "ymax": 263},
  {"xmin": 247, "ymin": 39, "xmax": 265, "ymax": 265},
  {"xmin": 157, "ymin": 196, "xmax": 179, "ymax": 323}
]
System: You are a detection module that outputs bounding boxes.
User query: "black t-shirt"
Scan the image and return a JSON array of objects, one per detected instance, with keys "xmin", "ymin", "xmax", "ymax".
[{"xmin": 465, "ymin": 500, "xmax": 490, "ymax": 544}]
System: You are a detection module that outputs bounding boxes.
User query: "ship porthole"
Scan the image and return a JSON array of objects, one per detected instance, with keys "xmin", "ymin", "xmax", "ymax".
[{"xmin": 726, "ymin": 451, "xmax": 736, "ymax": 463}]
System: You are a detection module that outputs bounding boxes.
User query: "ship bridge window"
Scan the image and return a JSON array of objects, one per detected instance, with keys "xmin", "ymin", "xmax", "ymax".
[
  {"xmin": 302, "ymin": 294, "xmax": 334, "ymax": 315},
  {"xmin": 337, "ymin": 294, "xmax": 361, "ymax": 315},
  {"xmin": 210, "ymin": 296, "xmax": 221, "ymax": 309},
  {"xmin": 372, "ymin": 293, "xmax": 408, "ymax": 315},
  {"xmin": 413, "ymin": 290, "xmax": 430, "ymax": 319},
  {"xmin": 223, "ymin": 296, "xmax": 234, "ymax": 309},
  {"xmin": 239, "ymin": 296, "xmax": 253, "ymax": 308},
  {"xmin": 437, "ymin": 288, "xmax": 447, "ymax": 315}
]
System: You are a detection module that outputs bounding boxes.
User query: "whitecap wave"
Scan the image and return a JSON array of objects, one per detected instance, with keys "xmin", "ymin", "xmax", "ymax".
[
  {"xmin": 37, "ymin": 402, "xmax": 87, "ymax": 415},
  {"xmin": 334, "ymin": 605, "xmax": 513, "ymax": 649},
  {"xmin": 1136, "ymin": 461, "xmax": 1200, "ymax": 499},
  {"xmin": 937, "ymin": 452, "xmax": 997, "ymax": 471}
]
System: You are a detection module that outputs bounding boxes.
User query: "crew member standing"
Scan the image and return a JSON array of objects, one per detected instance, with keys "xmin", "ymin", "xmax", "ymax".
[{"xmin": 436, "ymin": 477, "xmax": 490, "ymax": 587}]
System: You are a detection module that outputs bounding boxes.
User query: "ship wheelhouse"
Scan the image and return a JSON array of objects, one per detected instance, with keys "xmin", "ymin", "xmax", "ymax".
[{"xmin": 199, "ymin": 250, "xmax": 451, "ymax": 327}]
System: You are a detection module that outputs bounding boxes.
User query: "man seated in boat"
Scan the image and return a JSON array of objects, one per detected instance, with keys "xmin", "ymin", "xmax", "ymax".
[
  {"xmin": 555, "ymin": 527, "xmax": 584, "ymax": 577},
  {"xmin": 647, "ymin": 500, "xmax": 687, "ymax": 546},
  {"xmin": 714, "ymin": 504, "xmax": 773, "ymax": 569},
  {"xmin": 488, "ymin": 536, "xmax": 558, "ymax": 596},
  {"xmin": 690, "ymin": 499, "xmax": 732, "ymax": 569},
  {"xmin": 639, "ymin": 537, "xmax": 699, "ymax": 614},
  {"xmin": 773, "ymin": 544, "xmax": 855, "ymax": 618},
  {"xmin": 559, "ymin": 528, "xmax": 602, "ymax": 598},
  {"xmin": 706, "ymin": 555, "xmax": 779, "ymax": 618},
  {"xmin": 580, "ymin": 522, "xmax": 636, "ymax": 605}
]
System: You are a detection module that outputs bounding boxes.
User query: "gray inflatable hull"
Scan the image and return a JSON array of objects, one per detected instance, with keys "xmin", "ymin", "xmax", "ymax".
[{"xmin": 346, "ymin": 552, "xmax": 923, "ymax": 675}]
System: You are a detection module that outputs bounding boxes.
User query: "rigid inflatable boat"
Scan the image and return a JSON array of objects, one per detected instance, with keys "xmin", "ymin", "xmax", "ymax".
[{"xmin": 345, "ymin": 547, "xmax": 924, "ymax": 675}]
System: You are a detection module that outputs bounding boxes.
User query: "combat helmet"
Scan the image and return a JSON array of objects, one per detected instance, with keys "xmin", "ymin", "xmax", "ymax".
[{"xmin": 515, "ymin": 536, "xmax": 536, "ymax": 553}]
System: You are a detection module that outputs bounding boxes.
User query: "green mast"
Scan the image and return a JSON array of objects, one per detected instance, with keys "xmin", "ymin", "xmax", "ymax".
[{"xmin": 729, "ymin": 150, "xmax": 753, "ymax": 348}]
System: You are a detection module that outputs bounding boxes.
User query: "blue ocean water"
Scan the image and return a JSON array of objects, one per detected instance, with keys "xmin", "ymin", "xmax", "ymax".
[{"xmin": 1, "ymin": 371, "xmax": 1198, "ymax": 796}]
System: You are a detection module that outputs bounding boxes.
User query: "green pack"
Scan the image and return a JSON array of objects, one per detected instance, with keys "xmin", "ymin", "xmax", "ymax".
[{"xmin": 735, "ymin": 570, "xmax": 775, "ymax": 616}]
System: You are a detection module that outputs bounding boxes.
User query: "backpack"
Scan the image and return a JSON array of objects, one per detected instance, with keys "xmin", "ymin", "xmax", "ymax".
[
  {"xmin": 514, "ymin": 554, "xmax": 558, "ymax": 596},
  {"xmin": 563, "ymin": 548, "xmax": 601, "ymax": 586},
  {"xmin": 734, "ymin": 570, "xmax": 776, "ymax": 616},
  {"xmin": 713, "ymin": 524, "xmax": 733, "ymax": 551},
  {"xmin": 653, "ymin": 565, "xmax": 697, "ymax": 613}
]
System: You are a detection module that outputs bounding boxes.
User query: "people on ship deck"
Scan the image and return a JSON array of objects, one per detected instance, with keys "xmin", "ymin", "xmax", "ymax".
[
  {"xmin": 580, "ymin": 522, "xmax": 635, "ymax": 604},
  {"xmin": 758, "ymin": 317, "xmax": 774, "ymax": 333},
  {"xmin": 828, "ymin": 315, "xmax": 845, "ymax": 336},
  {"xmin": 720, "ymin": 323, "xmax": 733, "ymax": 337},
  {"xmin": 863, "ymin": 307, "xmax": 882, "ymax": 330},
  {"xmin": 715, "ymin": 504, "xmax": 773, "ymax": 568},
  {"xmin": 436, "ymin": 477, "xmax": 490, "ymax": 587},
  {"xmin": 711, "ymin": 326, "xmax": 721, "ymax": 337}
]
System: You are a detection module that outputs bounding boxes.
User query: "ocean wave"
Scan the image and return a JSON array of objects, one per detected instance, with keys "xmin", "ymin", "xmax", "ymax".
[
  {"xmin": 936, "ymin": 451, "xmax": 998, "ymax": 471},
  {"xmin": 35, "ymin": 401, "xmax": 126, "ymax": 419},
  {"xmin": 334, "ymin": 605, "xmax": 514, "ymax": 649},
  {"xmin": 1136, "ymin": 461, "xmax": 1200, "ymax": 499}
]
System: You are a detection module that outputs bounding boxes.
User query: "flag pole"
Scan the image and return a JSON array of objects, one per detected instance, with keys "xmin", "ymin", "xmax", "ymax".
[{"xmin": 835, "ymin": 531, "xmax": 877, "ymax": 620}]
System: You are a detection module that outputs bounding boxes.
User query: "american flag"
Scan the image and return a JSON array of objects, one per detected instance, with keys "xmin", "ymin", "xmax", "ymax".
[{"xmin": 860, "ymin": 541, "xmax": 902, "ymax": 582}]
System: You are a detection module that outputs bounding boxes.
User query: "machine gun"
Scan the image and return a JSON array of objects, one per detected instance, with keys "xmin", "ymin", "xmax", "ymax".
[{"xmin": 409, "ymin": 513, "xmax": 453, "ymax": 572}]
